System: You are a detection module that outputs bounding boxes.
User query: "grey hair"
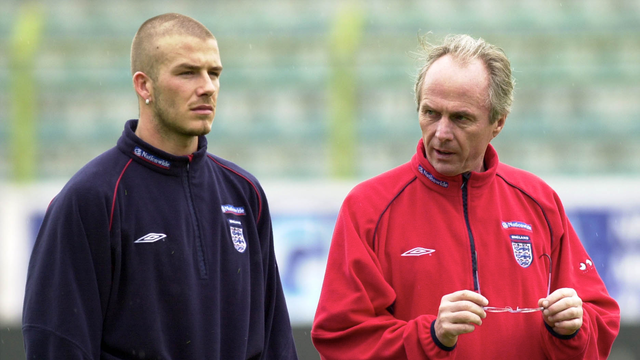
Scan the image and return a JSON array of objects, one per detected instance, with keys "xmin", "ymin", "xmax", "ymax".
[{"xmin": 413, "ymin": 34, "xmax": 515, "ymax": 123}]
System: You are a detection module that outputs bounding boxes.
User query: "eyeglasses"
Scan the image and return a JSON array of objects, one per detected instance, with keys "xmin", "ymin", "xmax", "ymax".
[{"xmin": 480, "ymin": 253, "xmax": 552, "ymax": 314}]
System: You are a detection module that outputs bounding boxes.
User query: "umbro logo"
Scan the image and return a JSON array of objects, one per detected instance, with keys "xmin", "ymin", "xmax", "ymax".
[
  {"xmin": 401, "ymin": 247, "xmax": 435, "ymax": 257},
  {"xmin": 134, "ymin": 233, "xmax": 167, "ymax": 243}
]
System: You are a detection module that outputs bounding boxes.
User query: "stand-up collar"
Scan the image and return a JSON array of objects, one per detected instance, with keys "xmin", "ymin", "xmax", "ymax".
[
  {"xmin": 410, "ymin": 139, "xmax": 499, "ymax": 195},
  {"xmin": 117, "ymin": 119, "xmax": 208, "ymax": 176}
]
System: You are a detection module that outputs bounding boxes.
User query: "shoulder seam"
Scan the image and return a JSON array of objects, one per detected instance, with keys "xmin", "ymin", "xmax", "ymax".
[
  {"xmin": 109, "ymin": 159, "xmax": 133, "ymax": 232},
  {"xmin": 496, "ymin": 173, "xmax": 555, "ymax": 249},
  {"xmin": 207, "ymin": 155, "xmax": 263, "ymax": 224},
  {"xmin": 372, "ymin": 176, "xmax": 417, "ymax": 252}
]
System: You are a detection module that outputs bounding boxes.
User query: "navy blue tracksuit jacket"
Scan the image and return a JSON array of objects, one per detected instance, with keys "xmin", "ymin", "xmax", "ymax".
[{"xmin": 23, "ymin": 120, "xmax": 298, "ymax": 359}]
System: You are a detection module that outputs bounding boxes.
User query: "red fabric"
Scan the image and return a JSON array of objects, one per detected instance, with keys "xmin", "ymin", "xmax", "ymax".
[{"xmin": 312, "ymin": 140, "xmax": 620, "ymax": 360}]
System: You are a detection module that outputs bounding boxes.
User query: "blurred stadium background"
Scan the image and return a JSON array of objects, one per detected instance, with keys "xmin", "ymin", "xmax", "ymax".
[{"xmin": 1, "ymin": 0, "xmax": 639, "ymax": 358}]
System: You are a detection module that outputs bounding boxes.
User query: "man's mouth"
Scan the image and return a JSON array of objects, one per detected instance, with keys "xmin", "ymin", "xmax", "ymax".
[
  {"xmin": 191, "ymin": 105, "xmax": 214, "ymax": 114},
  {"xmin": 435, "ymin": 148, "xmax": 454, "ymax": 156}
]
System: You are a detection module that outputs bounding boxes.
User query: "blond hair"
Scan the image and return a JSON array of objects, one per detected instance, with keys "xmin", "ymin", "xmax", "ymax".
[
  {"xmin": 414, "ymin": 34, "xmax": 515, "ymax": 123},
  {"xmin": 131, "ymin": 13, "xmax": 214, "ymax": 80}
]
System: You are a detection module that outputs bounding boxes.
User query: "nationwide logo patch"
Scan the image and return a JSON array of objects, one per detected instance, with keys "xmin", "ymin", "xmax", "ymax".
[
  {"xmin": 134, "ymin": 233, "xmax": 167, "ymax": 243},
  {"xmin": 133, "ymin": 147, "xmax": 171, "ymax": 169},
  {"xmin": 417, "ymin": 165, "xmax": 449, "ymax": 188},
  {"xmin": 501, "ymin": 221, "xmax": 532, "ymax": 232},
  {"xmin": 401, "ymin": 247, "xmax": 436, "ymax": 257},
  {"xmin": 229, "ymin": 219, "xmax": 246, "ymax": 253},
  {"xmin": 510, "ymin": 234, "xmax": 533, "ymax": 267},
  {"xmin": 221, "ymin": 204, "xmax": 245, "ymax": 216}
]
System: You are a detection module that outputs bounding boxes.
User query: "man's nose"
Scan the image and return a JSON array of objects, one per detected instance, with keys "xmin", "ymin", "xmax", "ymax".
[
  {"xmin": 435, "ymin": 117, "xmax": 454, "ymax": 140},
  {"xmin": 197, "ymin": 73, "xmax": 217, "ymax": 97}
]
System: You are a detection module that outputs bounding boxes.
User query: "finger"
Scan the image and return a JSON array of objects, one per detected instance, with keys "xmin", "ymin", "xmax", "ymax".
[
  {"xmin": 545, "ymin": 305, "xmax": 583, "ymax": 324},
  {"xmin": 543, "ymin": 296, "xmax": 583, "ymax": 318},
  {"xmin": 435, "ymin": 311, "xmax": 483, "ymax": 343},
  {"xmin": 438, "ymin": 308, "xmax": 485, "ymax": 325},
  {"xmin": 541, "ymin": 288, "xmax": 577, "ymax": 308},
  {"xmin": 435, "ymin": 318, "xmax": 479, "ymax": 348},
  {"xmin": 440, "ymin": 322, "xmax": 478, "ymax": 336},
  {"xmin": 440, "ymin": 290, "xmax": 488, "ymax": 320},
  {"xmin": 448, "ymin": 309, "xmax": 485, "ymax": 326},
  {"xmin": 551, "ymin": 318, "xmax": 582, "ymax": 336},
  {"xmin": 444, "ymin": 290, "xmax": 489, "ymax": 307},
  {"xmin": 538, "ymin": 297, "xmax": 546, "ymax": 308},
  {"xmin": 461, "ymin": 313, "xmax": 484, "ymax": 326},
  {"xmin": 441, "ymin": 299, "xmax": 487, "ymax": 320}
]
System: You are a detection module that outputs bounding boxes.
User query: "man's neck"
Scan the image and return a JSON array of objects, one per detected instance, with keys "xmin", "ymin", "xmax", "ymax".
[{"xmin": 135, "ymin": 118, "xmax": 198, "ymax": 156}]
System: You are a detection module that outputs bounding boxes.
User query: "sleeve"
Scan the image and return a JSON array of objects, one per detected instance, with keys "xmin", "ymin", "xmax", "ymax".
[
  {"xmin": 258, "ymin": 191, "xmax": 299, "ymax": 360},
  {"xmin": 311, "ymin": 193, "xmax": 455, "ymax": 360},
  {"xmin": 22, "ymin": 186, "xmax": 112, "ymax": 360},
  {"xmin": 539, "ymin": 193, "xmax": 620, "ymax": 359}
]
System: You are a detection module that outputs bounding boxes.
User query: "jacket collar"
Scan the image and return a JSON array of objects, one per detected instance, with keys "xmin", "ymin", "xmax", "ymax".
[
  {"xmin": 410, "ymin": 139, "xmax": 499, "ymax": 195},
  {"xmin": 117, "ymin": 119, "xmax": 208, "ymax": 176}
]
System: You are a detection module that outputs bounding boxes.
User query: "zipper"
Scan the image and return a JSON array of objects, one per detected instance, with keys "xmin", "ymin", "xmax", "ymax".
[
  {"xmin": 184, "ymin": 162, "xmax": 208, "ymax": 278},
  {"xmin": 461, "ymin": 172, "xmax": 479, "ymax": 292}
]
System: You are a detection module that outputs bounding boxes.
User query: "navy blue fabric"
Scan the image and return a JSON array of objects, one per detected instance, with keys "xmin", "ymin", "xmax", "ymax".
[{"xmin": 23, "ymin": 120, "xmax": 298, "ymax": 359}]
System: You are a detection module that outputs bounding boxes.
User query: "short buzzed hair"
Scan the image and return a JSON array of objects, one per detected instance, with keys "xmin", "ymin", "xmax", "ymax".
[
  {"xmin": 414, "ymin": 34, "xmax": 515, "ymax": 123},
  {"xmin": 131, "ymin": 13, "xmax": 215, "ymax": 80}
]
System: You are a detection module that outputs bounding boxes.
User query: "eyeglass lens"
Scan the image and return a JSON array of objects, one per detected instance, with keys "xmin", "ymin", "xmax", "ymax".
[{"xmin": 481, "ymin": 253, "xmax": 552, "ymax": 314}]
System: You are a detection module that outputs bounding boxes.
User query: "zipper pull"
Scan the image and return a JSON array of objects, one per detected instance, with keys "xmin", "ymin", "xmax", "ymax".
[
  {"xmin": 186, "ymin": 154, "xmax": 193, "ymax": 172},
  {"xmin": 461, "ymin": 172, "xmax": 471, "ymax": 189}
]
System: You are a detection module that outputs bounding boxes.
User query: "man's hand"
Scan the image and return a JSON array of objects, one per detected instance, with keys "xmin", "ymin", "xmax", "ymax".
[
  {"xmin": 434, "ymin": 290, "xmax": 488, "ymax": 348},
  {"xmin": 538, "ymin": 288, "xmax": 583, "ymax": 336}
]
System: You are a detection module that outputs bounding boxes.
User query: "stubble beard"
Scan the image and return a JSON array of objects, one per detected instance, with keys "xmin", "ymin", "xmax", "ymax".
[{"xmin": 151, "ymin": 92, "xmax": 213, "ymax": 138}]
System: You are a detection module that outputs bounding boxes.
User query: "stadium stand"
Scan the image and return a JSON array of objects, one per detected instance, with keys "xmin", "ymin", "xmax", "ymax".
[{"xmin": 1, "ymin": 1, "xmax": 639, "ymax": 359}]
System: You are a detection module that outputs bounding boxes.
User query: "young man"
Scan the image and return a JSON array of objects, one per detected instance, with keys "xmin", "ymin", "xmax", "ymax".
[
  {"xmin": 312, "ymin": 34, "xmax": 620, "ymax": 359},
  {"xmin": 22, "ymin": 13, "xmax": 298, "ymax": 359}
]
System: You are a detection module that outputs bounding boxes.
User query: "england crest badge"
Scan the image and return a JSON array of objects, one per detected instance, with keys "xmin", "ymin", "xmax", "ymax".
[
  {"xmin": 229, "ymin": 219, "xmax": 247, "ymax": 253},
  {"xmin": 510, "ymin": 234, "xmax": 533, "ymax": 268}
]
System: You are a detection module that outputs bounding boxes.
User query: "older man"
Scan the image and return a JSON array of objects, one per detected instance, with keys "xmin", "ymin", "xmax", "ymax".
[{"xmin": 312, "ymin": 34, "xmax": 619, "ymax": 359}]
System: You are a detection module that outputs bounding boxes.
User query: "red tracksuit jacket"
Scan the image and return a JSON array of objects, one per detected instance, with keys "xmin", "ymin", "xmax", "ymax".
[{"xmin": 312, "ymin": 141, "xmax": 620, "ymax": 359}]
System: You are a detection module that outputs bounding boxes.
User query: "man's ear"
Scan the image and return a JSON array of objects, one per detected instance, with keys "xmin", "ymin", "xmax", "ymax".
[
  {"xmin": 492, "ymin": 115, "xmax": 506, "ymax": 139},
  {"xmin": 133, "ymin": 71, "xmax": 153, "ymax": 102}
]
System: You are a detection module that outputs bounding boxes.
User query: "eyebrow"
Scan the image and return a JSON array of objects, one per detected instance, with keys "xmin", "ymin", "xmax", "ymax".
[
  {"xmin": 173, "ymin": 63, "xmax": 223, "ymax": 72},
  {"xmin": 451, "ymin": 110, "xmax": 475, "ymax": 119},
  {"xmin": 420, "ymin": 102, "xmax": 476, "ymax": 120}
]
